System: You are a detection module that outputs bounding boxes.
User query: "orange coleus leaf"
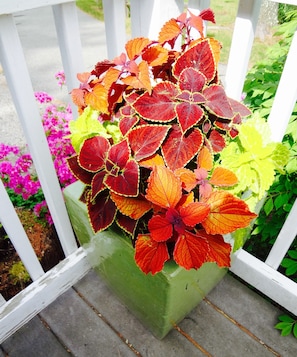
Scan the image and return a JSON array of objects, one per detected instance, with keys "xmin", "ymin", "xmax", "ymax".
[
  {"xmin": 173, "ymin": 231, "xmax": 209, "ymax": 270},
  {"xmin": 208, "ymin": 37, "xmax": 221, "ymax": 68},
  {"xmin": 179, "ymin": 202, "xmax": 210, "ymax": 227},
  {"xmin": 85, "ymin": 83, "xmax": 108, "ymax": 114},
  {"xmin": 174, "ymin": 168, "xmax": 197, "ymax": 192},
  {"xmin": 201, "ymin": 191, "xmax": 257, "ymax": 235},
  {"xmin": 125, "ymin": 37, "xmax": 151, "ymax": 60},
  {"xmin": 71, "ymin": 88, "xmax": 85, "ymax": 108},
  {"xmin": 146, "ymin": 165, "xmax": 182, "ymax": 208},
  {"xmin": 200, "ymin": 231, "xmax": 231, "ymax": 268},
  {"xmin": 139, "ymin": 153, "xmax": 165, "ymax": 168},
  {"xmin": 142, "ymin": 45, "xmax": 169, "ymax": 67},
  {"xmin": 135, "ymin": 234, "xmax": 170, "ymax": 274},
  {"xmin": 122, "ymin": 60, "xmax": 152, "ymax": 94},
  {"xmin": 209, "ymin": 167, "xmax": 238, "ymax": 187},
  {"xmin": 110, "ymin": 192, "xmax": 151, "ymax": 220},
  {"xmin": 197, "ymin": 146, "xmax": 213, "ymax": 171},
  {"xmin": 158, "ymin": 18, "xmax": 181, "ymax": 44},
  {"xmin": 103, "ymin": 67, "xmax": 121, "ymax": 91}
]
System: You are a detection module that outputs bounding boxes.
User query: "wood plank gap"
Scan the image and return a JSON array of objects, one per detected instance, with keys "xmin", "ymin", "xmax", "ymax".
[
  {"xmin": 173, "ymin": 324, "xmax": 213, "ymax": 357},
  {"xmin": 0, "ymin": 344, "xmax": 8, "ymax": 357},
  {"xmin": 38, "ymin": 315, "xmax": 74, "ymax": 356},
  {"xmin": 72, "ymin": 287, "xmax": 142, "ymax": 357},
  {"xmin": 203, "ymin": 298, "xmax": 281, "ymax": 357}
]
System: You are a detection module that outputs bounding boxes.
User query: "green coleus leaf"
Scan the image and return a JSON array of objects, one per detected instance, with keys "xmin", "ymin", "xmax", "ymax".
[
  {"xmin": 69, "ymin": 106, "xmax": 113, "ymax": 152},
  {"xmin": 219, "ymin": 115, "xmax": 289, "ymax": 208}
]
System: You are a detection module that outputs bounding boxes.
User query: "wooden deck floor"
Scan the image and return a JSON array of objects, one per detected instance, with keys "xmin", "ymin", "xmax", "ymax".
[{"xmin": 1, "ymin": 269, "xmax": 296, "ymax": 357}]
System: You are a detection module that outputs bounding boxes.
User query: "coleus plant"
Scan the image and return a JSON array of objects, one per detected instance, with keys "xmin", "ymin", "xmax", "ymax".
[{"xmin": 68, "ymin": 9, "xmax": 258, "ymax": 275}]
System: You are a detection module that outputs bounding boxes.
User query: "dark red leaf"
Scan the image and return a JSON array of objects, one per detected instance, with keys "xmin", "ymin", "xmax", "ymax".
[
  {"xmin": 79, "ymin": 136, "xmax": 110, "ymax": 172},
  {"xmin": 173, "ymin": 39, "xmax": 216, "ymax": 82},
  {"xmin": 133, "ymin": 82, "xmax": 178, "ymax": 122},
  {"xmin": 176, "ymin": 102, "xmax": 204, "ymax": 133},
  {"xmin": 208, "ymin": 130, "xmax": 226, "ymax": 153},
  {"xmin": 91, "ymin": 171, "xmax": 106, "ymax": 199},
  {"xmin": 116, "ymin": 213, "xmax": 138, "ymax": 237},
  {"xmin": 162, "ymin": 125, "xmax": 203, "ymax": 170},
  {"xmin": 67, "ymin": 155, "xmax": 94, "ymax": 184},
  {"xmin": 87, "ymin": 190, "xmax": 116, "ymax": 232},
  {"xmin": 178, "ymin": 68, "xmax": 206, "ymax": 93},
  {"xmin": 203, "ymin": 85, "xmax": 234, "ymax": 119},
  {"xmin": 228, "ymin": 97, "xmax": 251, "ymax": 117},
  {"xmin": 119, "ymin": 116, "xmax": 139, "ymax": 136},
  {"xmin": 104, "ymin": 159, "xmax": 139, "ymax": 196},
  {"xmin": 128, "ymin": 124, "xmax": 170, "ymax": 161},
  {"xmin": 106, "ymin": 140, "xmax": 130, "ymax": 170}
]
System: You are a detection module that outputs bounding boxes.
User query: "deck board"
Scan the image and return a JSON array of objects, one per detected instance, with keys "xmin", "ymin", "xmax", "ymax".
[{"xmin": 2, "ymin": 270, "xmax": 297, "ymax": 357}]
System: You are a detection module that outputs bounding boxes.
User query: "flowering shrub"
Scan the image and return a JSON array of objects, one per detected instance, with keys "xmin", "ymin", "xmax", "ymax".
[{"xmin": 0, "ymin": 73, "xmax": 75, "ymax": 224}]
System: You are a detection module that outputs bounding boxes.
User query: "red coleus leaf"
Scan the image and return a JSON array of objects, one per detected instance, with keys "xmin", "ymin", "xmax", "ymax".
[
  {"xmin": 173, "ymin": 230, "xmax": 209, "ymax": 270},
  {"xmin": 88, "ymin": 190, "xmax": 117, "ymax": 232},
  {"xmin": 67, "ymin": 155, "xmax": 94, "ymax": 184},
  {"xmin": 208, "ymin": 130, "xmax": 226, "ymax": 153},
  {"xmin": 228, "ymin": 97, "xmax": 251, "ymax": 117},
  {"xmin": 119, "ymin": 116, "xmax": 139, "ymax": 136},
  {"xmin": 162, "ymin": 125, "xmax": 203, "ymax": 171},
  {"xmin": 128, "ymin": 124, "xmax": 170, "ymax": 161},
  {"xmin": 133, "ymin": 82, "xmax": 178, "ymax": 122},
  {"xmin": 176, "ymin": 102, "xmax": 204, "ymax": 133},
  {"xmin": 201, "ymin": 191, "xmax": 257, "ymax": 235},
  {"xmin": 173, "ymin": 39, "xmax": 216, "ymax": 82},
  {"xmin": 179, "ymin": 202, "xmax": 210, "ymax": 227},
  {"xmin": 203, "ymin": 85, "xmax": 234, "ymax": 119},
  {"xmin": 148, "ymin": 214, "xmax": 173, "ymax": 242},
  {"xmin": 197, "ymin": 231, "xmax": 231, "ymax": 268},
  {"xmin": 92, "ymin": 60, "xmax": 115, "ymax": 77},
  {"xmin": 110, "ymin": 192, "xmax": 151, "ymax": 219},
  {"xmin": 79, "ymin": 136, "xmax": 110, "ymax": 172},
  {"xmin": 135, "ymin": 234, "xmax": 170, "ymax": 274},
  {"xmin": 106, "ymin": 140, "xmax": 130, "ymax": 170},
  {"xmin": 178, "ymin": 67, "xmax": 206, "ymax": 93},
  {"xmin": 105, "ymin": 159, "xmax": 139, "ymax": 197},
  {"xmin": 199, "ymin": 8, "xmax": 216, "ymax": 23},
  {"xmin": 146, "ymin": 165, "xmax": 182, "ymax": 208}
]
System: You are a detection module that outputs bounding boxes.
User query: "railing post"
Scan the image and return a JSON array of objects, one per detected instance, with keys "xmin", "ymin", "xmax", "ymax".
[
  {"xmin": 0, "ymin": 13, "xmax": 77, "ymax": 257},
  {"xmin": 102, "ymin": 0, "xmax": 126, "ymax": 59},
  {"xmin": 52, "ymin": 1, "xmax": 84, "ymax": 116},
  {"xmin": 224, "ymin": 0, "xmax": 261, "ymax": 100}
]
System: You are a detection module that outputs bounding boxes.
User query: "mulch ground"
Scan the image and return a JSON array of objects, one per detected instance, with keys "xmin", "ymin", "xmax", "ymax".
[{"xmin": 0, "ymin": 209, "xmax": 64, "ymax": 300}]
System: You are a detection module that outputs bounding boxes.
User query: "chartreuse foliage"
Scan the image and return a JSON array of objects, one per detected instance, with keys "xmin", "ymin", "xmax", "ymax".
[
  {"xmin": 219, "ymin": 115, "xmax": 289, "ymax": 210},
  {"xmin": 67, "ymin": 9, "xmax": 275, "ymax": 275}
]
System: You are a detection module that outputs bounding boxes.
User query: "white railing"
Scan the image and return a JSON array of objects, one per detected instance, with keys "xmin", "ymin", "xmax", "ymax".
[{"xmin": 0, "ymin": 0, "xmax": 297, "ymax": 343}]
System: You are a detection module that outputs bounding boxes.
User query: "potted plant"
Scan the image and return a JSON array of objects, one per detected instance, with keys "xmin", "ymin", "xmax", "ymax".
[{"xmin": 63, "ymin": 9, "xmax": 287, "ymax": 339}]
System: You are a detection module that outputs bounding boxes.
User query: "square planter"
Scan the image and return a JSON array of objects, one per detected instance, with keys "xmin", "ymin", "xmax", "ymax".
[{"xmin": 64, "ymin": 181, "xmax": 228, "ymax": 339}]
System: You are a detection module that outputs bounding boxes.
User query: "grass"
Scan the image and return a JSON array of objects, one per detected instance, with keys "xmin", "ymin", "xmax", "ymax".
[{"xmin": 76, "ymin": 0, "xmax": 278, "ymax": 67}]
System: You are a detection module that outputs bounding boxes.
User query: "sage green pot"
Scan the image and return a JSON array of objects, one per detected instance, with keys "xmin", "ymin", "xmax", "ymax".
[{"xmin": 64, "ymin": 181, "xmax": 228, "ymax": 339}]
